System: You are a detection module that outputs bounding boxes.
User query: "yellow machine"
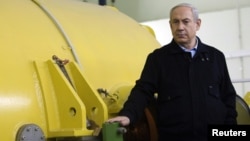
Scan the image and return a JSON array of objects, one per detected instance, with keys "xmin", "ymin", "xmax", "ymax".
[
  {"xmin": 0, "ymin": 0, "xmax": 249, "ymax": 141},
  {"xmin": 0, "ymin": 0, "xmax": 160, "ymax": 140}
]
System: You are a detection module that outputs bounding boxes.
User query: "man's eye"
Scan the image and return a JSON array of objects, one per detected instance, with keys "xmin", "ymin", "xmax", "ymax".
[
  {"xmin": 183, "ymin": 20, "xmax": 190, "ymax": 24},
  {"xmin": 172, "ymin": 20, "xmax": 179, "ymax": 24}
]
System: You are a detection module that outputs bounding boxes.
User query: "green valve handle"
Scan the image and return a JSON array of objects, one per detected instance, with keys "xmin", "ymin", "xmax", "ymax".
[{"xmin": 102, "ymin": 122, "xmax": 127, "ymax": 141}]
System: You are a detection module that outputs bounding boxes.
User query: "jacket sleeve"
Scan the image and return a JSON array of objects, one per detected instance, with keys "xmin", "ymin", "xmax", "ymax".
[{"xmin": 119, "ymin": 51, "xmax": 159, "ymax": 124}]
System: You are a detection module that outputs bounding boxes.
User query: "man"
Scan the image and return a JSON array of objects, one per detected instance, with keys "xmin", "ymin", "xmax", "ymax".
[{"xmin": 107, "ymin": 3, "xmax": 238, "ymax": 141}]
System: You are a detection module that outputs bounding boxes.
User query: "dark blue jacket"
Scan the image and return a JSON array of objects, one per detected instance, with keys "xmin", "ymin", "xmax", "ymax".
[{"xmin": 119, "ymin": 37, "xmax": 238, "ymax": 141}]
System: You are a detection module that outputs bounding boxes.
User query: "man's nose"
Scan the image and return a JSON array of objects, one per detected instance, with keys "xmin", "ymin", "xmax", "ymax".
[{"xmin": 177, "ymin": 22, "xmax": 185, "ymax": 29}]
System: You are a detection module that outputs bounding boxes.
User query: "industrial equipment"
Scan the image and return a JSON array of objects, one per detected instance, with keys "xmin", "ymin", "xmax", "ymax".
[
  {"xmin": 0, "ymin": 0, "xmax": 249, "ymax": 141},
  {"xmin": 0, "ymin": 0, "xmax": 160, "ymax": 140}
]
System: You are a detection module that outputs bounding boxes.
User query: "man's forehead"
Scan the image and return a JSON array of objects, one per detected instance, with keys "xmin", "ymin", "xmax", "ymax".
[{"xmin": 171, "ymin": 17, "xmax": 192, "ymax": 21}]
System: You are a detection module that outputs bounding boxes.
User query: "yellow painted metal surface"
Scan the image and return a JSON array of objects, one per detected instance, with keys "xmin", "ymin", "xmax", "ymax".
[
  {"xmin": 0, "ymin": 0, "xmax": 161, "ymax": 140},
  {"xmin": 244, "ymin": 91, "xmax": 250, "ymax": 106}
]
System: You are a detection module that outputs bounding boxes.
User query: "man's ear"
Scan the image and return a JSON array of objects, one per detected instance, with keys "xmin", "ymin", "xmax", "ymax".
[
  {"xmin": 169, "ymin": 20, "xmax": 172, "ymax": 28},
  {"xmin": 196, "ymin": 18, "xmax": 201, "ymax": 30}
]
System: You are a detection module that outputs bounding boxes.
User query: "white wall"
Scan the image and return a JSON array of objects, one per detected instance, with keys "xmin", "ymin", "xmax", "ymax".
[{"xmin": 141, "ymin": 7, "xmax": 250, "ymax": 98}]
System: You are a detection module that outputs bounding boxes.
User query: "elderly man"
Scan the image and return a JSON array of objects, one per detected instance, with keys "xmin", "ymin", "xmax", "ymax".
[{"xmin": 108, "ymin": 3, "xmax": 238, "ymax": 141}]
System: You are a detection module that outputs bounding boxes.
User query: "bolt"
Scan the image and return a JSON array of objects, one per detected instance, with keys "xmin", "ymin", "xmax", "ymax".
[
  {"xmin": 35, "ymin": 127, "xmax": 39, "ymax": 131},
  {"xmin": 40, "ymin": 136, "xmax": 45, "ymax": 140},
  {"xmin": 26, "ymin": 127, "xmax": 31, "ymax": 132}
]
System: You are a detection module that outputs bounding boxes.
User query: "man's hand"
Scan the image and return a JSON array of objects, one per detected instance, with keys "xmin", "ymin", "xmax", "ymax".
[{"xmin": 106, "ymin": 116, "xmax": 130, "ymax": 126}]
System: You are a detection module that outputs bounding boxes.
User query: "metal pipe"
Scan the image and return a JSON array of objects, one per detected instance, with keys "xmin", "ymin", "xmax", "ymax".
[
  {"xmin": 232, "ymin": 79, "xmax": 250, "ymax": 83},
  {"xmin": 31, "ymin": 0, "xmax": 83, "ymax": 69}
]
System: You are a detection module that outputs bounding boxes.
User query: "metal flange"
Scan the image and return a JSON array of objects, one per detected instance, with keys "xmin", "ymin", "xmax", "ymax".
[{"xmin": 16, "ymin": 124, "xmax": 45, "ymax": 141}]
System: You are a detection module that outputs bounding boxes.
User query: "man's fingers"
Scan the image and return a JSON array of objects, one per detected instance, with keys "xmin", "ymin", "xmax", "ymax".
[{"xmin": 106, "ymin": 116, "xmax": 130, "ymax": 126}]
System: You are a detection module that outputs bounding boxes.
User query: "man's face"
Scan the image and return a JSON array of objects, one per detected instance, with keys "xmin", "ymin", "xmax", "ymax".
[{"xmin": 169, "ymin": 6, "xmax": 201, "ymax": 48}]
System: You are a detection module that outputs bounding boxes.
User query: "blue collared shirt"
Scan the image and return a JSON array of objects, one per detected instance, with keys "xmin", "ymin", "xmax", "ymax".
[{"xmin": 179, "ymin": 39, "xmax": 198, "ymax": 58}]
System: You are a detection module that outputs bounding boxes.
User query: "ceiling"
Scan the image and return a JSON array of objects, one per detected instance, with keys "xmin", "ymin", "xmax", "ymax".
[{"xmin": 107, "ymin": 0, "xmax": 250, "ymax": 22}]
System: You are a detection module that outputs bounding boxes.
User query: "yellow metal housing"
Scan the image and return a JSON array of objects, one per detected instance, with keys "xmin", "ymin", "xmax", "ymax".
[{"xmin": 0, "ymin": 0, "xmax": 161, "ymax": 140}]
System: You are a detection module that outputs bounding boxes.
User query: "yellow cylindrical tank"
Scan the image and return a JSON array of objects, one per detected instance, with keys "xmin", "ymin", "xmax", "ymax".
[{"xmin": 0, "ymin": 0, "xmax": 161, "ymax": 140}]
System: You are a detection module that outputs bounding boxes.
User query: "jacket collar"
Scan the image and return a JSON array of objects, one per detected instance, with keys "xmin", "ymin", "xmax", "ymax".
[{"xmin": 167, "ymin": 36, "xmax": 210, "ymax": 55}]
